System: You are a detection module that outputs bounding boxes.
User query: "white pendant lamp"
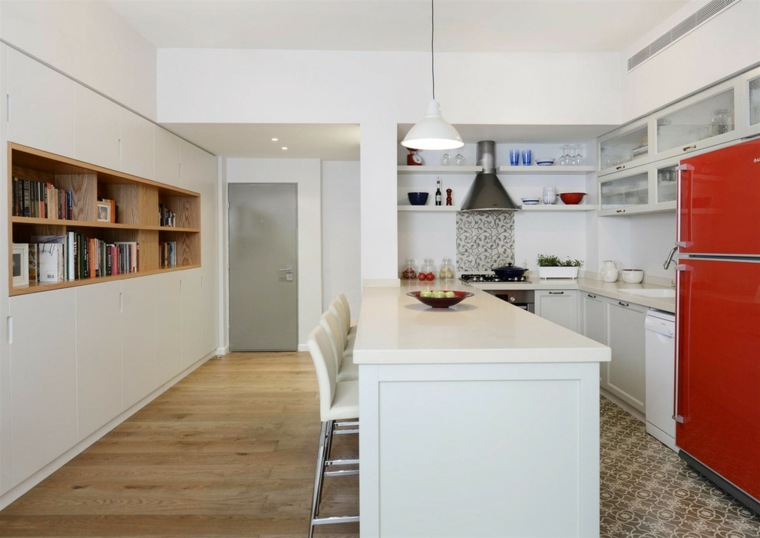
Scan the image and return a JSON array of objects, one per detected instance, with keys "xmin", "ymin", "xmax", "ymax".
[{"xmin": 401, "ymin": 0, "xmax": 463, "ymax": 151}]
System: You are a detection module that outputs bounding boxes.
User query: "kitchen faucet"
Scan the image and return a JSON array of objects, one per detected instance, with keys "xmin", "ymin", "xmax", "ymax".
[{"xmin": 663, "ymin": 246, "xmax": 678, "ymax": 269}]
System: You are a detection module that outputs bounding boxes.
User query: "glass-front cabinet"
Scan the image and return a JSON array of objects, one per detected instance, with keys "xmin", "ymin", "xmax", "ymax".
[
  {"xmin": 599, "ymin": 169, "xmax": 649, "ymax": 215},
  {"xmin": 598, "ymin": 119, "xmax": 650, "ymax": 176},
  {"xmin": 745, "ymin": 67, "xmax": 760, "ymax": 136},
  {"xmin": 653, "ymin": 80, "xmax": 736, "ymax": 160},
  {"xmin": 598, "ymin": 158, "xmax": 679, "ymax": 216}
]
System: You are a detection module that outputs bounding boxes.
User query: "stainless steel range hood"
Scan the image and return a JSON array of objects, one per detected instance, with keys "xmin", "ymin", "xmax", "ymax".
[{"xmin": 459, "ymin": 140, "xmax": 519, "ymax": 211}]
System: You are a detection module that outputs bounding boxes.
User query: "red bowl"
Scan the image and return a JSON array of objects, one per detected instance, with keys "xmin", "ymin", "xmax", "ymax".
[
  {"xmin": 559, "ymin": 192, "xmax": 586, "ymax": 205},
  {"xmin": 407, "ymin": 290, "xmax": 474, "ymax": 308}
]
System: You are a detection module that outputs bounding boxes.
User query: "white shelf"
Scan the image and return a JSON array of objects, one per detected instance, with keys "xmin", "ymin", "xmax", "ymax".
[
  {"xmin": 398, "ymin": 165, "xmax": 482, "ymax": 174},
  {"xmin": 519, "ymin": 204, "xmax": 594, "ymax": 212},
  {"xmin": 398, "ymin": 205, "xmax": 459, "ymax": 212},
  {"xmin": 498, "ymin": 165, "xmax": 595, "ymax": 174}
]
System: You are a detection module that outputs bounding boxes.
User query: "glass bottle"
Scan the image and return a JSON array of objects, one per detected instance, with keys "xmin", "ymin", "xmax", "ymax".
[
  {"xmin": 435, "ymin": 179, "xmax": 442, "ymax": 206},
  {"xmin": 439, "ymin": 257, "xmax": 455, "ymax": 280}
]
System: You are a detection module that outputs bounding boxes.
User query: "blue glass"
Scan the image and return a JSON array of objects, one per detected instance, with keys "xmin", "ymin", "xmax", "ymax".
[
  {"xmin": 509, "ymin": 150, "xmax": 520, "ymax": 166},
  {"xmin": 521, "ymin": 149, "xmax": 532, "ymax": 166}
]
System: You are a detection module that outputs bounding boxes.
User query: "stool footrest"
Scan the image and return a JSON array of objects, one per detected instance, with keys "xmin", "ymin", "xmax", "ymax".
[{"xmin": 312, "ymin": 515, "xmax": 360, "ymax": 526}]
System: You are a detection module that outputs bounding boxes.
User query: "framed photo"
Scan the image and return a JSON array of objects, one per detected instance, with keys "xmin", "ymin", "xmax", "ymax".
[
  {"xmin": 12, "ymin": 243, "xmax": 29, "ymax": 287},
  {"xmin": 97, "ymin": 201, "xmax": 111, "ymax": 222}
]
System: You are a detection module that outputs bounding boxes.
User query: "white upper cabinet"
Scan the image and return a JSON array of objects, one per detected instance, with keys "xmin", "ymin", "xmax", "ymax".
[
  {"xmin": 155, "ymin": 127, "xmax": 183, "ymax": 187},
  {"xmin": 75, "ymin": 85, "xmax": 121, "ymax": 170},
  {"xmin": 598, "ymin": 119, "xmax": 650, "ymax": 176},
  {"xmin": 738, "ymin": 65, "xmax": 760, "ymax": 139},
  {"xmin": 118, "ymin": 107, "xmax": 155, "ymax": 180},
  {"xmin": 652, "ymin": 79, "xmax": 737, "ymax": 161},
  {"xmin": 7, "ymin": 48, "xmax": 75, "ymax": 157}
]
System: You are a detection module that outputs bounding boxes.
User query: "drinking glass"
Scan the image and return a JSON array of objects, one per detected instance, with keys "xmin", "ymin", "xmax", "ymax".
[
  {"xmin": 559, "ymin": 145, "xmax": 570, "ymax": 166},
  {"xmin": 509, "ymin": 150, "xmax": 520, "ymax": 166},
  {"xmin": 521, "ymin": 149, "xmax": 532, "ymax": 166}
]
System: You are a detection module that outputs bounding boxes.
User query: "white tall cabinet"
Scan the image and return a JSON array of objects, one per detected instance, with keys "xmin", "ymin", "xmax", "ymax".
[{"xmin": 1, "ymin": 48, "xmax": 219, "ymax": 509}]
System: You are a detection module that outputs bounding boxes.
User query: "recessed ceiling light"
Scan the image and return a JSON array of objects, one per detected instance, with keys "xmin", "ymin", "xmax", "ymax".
[
  {"xmin": 281, "ymin": 146, "xmax": 288, "ymax": 151},
  {"xmin": 271, "ymin": 137, "xmax": 279, "ymax": 142}
]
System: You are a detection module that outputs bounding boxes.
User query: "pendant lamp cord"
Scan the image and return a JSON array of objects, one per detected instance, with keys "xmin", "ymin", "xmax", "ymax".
[{"xmin": 431, "ymin": 0, "xmax": 436, "ymax": 100}]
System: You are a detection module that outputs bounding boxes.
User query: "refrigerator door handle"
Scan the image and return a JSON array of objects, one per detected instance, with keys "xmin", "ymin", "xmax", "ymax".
[
  {"xmin": 673, "ymin": 264, "xmax": 689, "ymax": 425},
  {"xmin": 676, "ymin": 164, "xmax": 694, "ymax": 249}
]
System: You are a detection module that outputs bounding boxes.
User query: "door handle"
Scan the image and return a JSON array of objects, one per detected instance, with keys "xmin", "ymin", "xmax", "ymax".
[{"xmin": 278, "ymin": 266, "xmax": 294, "ymax": 282}]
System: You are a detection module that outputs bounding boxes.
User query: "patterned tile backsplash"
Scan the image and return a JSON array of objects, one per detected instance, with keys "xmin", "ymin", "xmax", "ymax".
[{"xmin": 456, "ymin": 211, "xmax": 515, "ymax": 272}]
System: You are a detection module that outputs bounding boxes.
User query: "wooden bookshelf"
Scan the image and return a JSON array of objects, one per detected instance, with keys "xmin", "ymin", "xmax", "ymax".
[{"xmin": 8, "ymin": 143, "xmax": 201, "ymax": 296}]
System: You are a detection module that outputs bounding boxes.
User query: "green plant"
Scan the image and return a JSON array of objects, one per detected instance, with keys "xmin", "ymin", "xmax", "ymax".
[{"xmin": 537, "ymin": 254, "xmax": 583, "ymax": 267}]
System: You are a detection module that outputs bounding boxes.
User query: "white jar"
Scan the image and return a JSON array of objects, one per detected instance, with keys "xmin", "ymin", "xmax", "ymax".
[{"xmin": 600, "ymin": 260, "xmax": 620, "ymax": 282}]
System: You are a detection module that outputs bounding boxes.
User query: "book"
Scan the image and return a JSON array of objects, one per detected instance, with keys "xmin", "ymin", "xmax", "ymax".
[{"xmin": 28, "ymin": 244, "xmax": 38, "ymax": 282}]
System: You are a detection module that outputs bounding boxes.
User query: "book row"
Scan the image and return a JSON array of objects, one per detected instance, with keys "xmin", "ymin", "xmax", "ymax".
[
  {"xmin": 159, "ymin": 204, "xmax": 176, "ymax": 227},
  {"xmin": 25, "ymin": 234, "xmax": 139, "ymax": 283},
  {"xmin": 160, "ymin": 241, "xmax": 178, "ymax": 268},
  {"xmin": 12, "ymin": 176, "xmax": 74, "ymax": 220}
]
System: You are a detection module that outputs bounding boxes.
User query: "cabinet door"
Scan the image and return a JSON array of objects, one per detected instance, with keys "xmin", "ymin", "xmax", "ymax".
[
  {"xmin": 155, "ymin": 127, "xmax": 182, "ymax": 187},
  {"xmin": 654, "ymin": 80, "xmax": 737, "ymax": 161},
  {"xmin": 747, "ymin": 69, "xmax": 760, "ymax": 137},
  {"xmin": 180, "ymin": 269, "xmax": 205, "ymax": 369},
  {"xmin": 599, "ymin": 168, "xmax": 649, "ymax": 216},
  {"xmin": 75, "ymin": 85, "xmax": 121, "ymax": 170},
  {"xmin": 9, "ymin": 290, "xmax": 77, "ymax": 487},
  {"xmin": 119, "ymin": 109, "xmax": 155, "ymax": 180},
  {"xmin": 598, "ymin": 119, "xmax": 650, "ymax": 175},
  {"xmin": 76, "ymin": 281, "xmax": 122, "ymax": 440},
  {"xmin": 535, "ymin": 290, "xmax": 579, "ymax": 332},
  {"xmin": 122, "ymin": 276, "xmax": 159, "ymax": 409},
  {"xmin": 581, "ymin": 293, "xmax": 607, "ymax": 345},
  {"xmin": 605, "ymin": 299, "xmax": 646, "ymax": 412},
  {"xmin": 155, "ymin": 271, "xmax": 183, "ymax": 381},
  {"xmin": 7, "ymin": 48, "xmax": 75, "ymax": 157}
]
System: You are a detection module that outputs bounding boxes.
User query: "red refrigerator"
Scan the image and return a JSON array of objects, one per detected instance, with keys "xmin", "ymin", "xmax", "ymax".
[{"xmin": 676, "ymin": 138, "xmax": 760, "ymax": 513}]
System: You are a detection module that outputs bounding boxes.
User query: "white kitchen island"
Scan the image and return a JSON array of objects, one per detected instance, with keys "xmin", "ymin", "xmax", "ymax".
[{"xmin": 353, "ymin": 285, "xmax": 610, "ymax": 538}]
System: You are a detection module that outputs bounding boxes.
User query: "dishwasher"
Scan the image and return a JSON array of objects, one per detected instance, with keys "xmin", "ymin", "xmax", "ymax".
[{"xmin": 645, "ymin": 309, "xmax": 678, "ymax": 452}]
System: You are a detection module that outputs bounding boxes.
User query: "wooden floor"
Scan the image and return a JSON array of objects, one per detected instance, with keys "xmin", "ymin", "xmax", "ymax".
[{"xmin": 0, "ymin": 352, "xmax": 360, "ymax": 537}]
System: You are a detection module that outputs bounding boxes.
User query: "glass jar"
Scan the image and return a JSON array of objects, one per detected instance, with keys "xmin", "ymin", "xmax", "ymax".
[
  {"xmin": 401, "ymin": 258, "xmax": 417, "ymax": 280},
  {"xmin": 439, "ymin": 257, "xmax": 455, "ymax": 280},
  {"xmin": 421, "ymin": 258, "xmax": 436, "ymax": 281}
]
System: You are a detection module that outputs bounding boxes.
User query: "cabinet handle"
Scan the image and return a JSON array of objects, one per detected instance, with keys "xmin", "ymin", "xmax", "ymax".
[
  {"xmin": 682, "ymin": 144, "xmax": 697, "ymax": 152},
  {"xmin": 616, "ymin": 209, "xmax": 626, "ymax": 214},
  {"xmin": 618, "ymin": 301, "xmax": 630, "ymax": 307},
  {"xmin": 587, "ymin": 294, "xmax": 597, "ymax": 299},
  {"xmin": 548, "ymin": 291, "xmax": 565, "ymax": 295},
  {"xmin": 615, "ymin": 164, "xmax": 626, "ymax": 170}
]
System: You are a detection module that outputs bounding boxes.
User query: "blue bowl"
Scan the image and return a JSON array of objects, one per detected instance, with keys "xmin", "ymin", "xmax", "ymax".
[{"xmin": 408, "ymin": 192, "xmax": 429, "ymax": 205}]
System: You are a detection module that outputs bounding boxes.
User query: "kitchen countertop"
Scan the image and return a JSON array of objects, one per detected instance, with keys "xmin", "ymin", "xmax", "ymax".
[
  {"xmin": 464, "ymin": 277, "xmax": 676, "ymax": 313},
  {"xmin": 353, "ymin": 284, "xmax": 610, "ymax": 365}
]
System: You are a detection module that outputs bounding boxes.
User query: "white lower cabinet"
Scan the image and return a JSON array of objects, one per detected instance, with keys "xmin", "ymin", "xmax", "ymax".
[
  {"xmin": 8, "ymin": 290, "xmax": 77, "ymax": 487},
  {"xmin": 76, "ymin": 282, "xmax": 123, "ymax": 440},
  {"xmin": 156, "ymin": 272, "xmax": 183, "ymax": 381},
  {"xmin": 180, "ymin": 269, "xmax": 204, "ymax": 370},
  {"xmin": 582, "ymin": 292, "xmax": 647, "ymax": 412},
  {"xmin": 604, "ymin": 299, "xmax": 647, "ymax": 412},
  {"xmin": 122, "ymin": 276, "xmax": 159, "ymax": 409},
  {"xmin": 534, "ymin": 290, "xmax": 579, "ymax": 332}
]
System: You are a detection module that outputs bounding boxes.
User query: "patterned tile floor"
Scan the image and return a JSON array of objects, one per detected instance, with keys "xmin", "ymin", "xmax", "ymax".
[{"xmin": 601, "ymin": 398, "xmax": 760, "ymax": 537}]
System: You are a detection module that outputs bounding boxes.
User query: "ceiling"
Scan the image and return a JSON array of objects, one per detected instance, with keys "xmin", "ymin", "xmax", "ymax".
[{"xmin": 105, "ymin": 0, "xmax": 691, "ymax": 159}]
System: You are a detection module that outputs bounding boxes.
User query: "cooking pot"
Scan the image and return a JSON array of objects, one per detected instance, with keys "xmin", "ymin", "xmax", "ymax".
[{"xmin": 493, "ymin": 263, "xmax": 528, "ymax": 279}]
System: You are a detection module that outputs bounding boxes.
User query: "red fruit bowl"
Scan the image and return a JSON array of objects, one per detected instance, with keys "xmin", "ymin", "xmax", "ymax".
[
  {"xmin": 559, "ymin": 192, "xmax": 586, "ymax": 205},
  {"xmin": 407, "ymin": 290, "xmax": 474, "ymax": 308}
]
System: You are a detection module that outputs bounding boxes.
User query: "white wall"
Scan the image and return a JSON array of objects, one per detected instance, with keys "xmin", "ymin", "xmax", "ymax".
[
  {"xmin": 0, "ymin": 0, "xmax": 157, "ymax": 119},
  {"xmin": 621, "ymin": 0, "xmax": 760, "ymax": 121},
  {"xmin": 157, "ymin": 48, "xmax": 623, "ymax": 282},
  {"xmin": 321, "ymin": 161, "xmax": 361, "ymax": 319},
  {"xmin": 225, "ymin": 158, "xmax": 322, "ymax": 349}
]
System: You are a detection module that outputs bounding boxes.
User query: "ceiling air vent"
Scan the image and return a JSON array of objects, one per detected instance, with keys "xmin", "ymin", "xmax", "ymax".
[{"xmin": 627, "ymin": 0, "xmax": 738, "ymax": 71}]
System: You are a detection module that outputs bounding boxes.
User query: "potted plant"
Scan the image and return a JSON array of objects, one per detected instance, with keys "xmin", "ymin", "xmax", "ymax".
[{"xmin": 537, "ymin": 254, "xmax": 583, "ymax": 279}]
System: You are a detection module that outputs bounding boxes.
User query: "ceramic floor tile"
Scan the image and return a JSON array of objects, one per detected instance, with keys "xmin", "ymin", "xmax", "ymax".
[{"xmin": 600, "ymin": 398, "xmax": 760, "ymax": 537}]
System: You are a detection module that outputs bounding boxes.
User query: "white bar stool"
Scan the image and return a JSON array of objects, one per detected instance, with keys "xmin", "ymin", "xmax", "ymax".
[{"xmin": 306, "ymin": 325, "xmax": 359, "ymax": 537}]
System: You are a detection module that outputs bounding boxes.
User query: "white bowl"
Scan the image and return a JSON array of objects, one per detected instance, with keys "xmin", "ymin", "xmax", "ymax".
[{"xmin": 620, "ymin": 269, "xmax": 644, "ymax": 284}]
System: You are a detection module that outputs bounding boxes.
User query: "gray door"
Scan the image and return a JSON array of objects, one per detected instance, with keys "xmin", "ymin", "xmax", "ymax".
[{"xmin": 228, "ymin": 183, "xmax": 298, "ymax": 351}]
